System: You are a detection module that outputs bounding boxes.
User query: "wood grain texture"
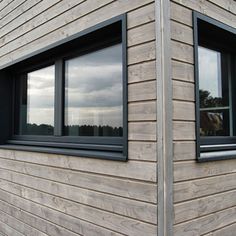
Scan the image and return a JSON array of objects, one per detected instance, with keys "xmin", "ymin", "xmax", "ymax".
[
  {"xmin": 0, "ymin": 209, "xmax": 47, "ymax": 236},
  {"xmin": 0, "ymin": 189, "xmax": 123, "ymax": 236},
  {"xmin": 128, "ymin": 60, "xmax": 156, "ymax": 84},
  {"xmin": 173, "ymin": 121, "xmax": 195, "ymax": 141},
  {"xmin": 128, "ymin": 141, "xmax": 157, "ymax": 161},
  {"xmin": 0, "ymin": 169, "xmax": 157, "ymax": 224},
  {"xmin": 0, "ymin": 219, "xmax": 24, "ymax": 236},
  {"xmin": 128, "ymin": 80, "xmax": 156, "ymax": 102},
  {"xmin": 173, "ymin": 100, "xmax": 195, "ymax": 121},
  {"xmin": 170, "ymin": 2, "xmax": 192, "ymax": 26},
  {"xmin": 0, "ymin": 155, "xmax": 156, "ymax": 182},
  {"xmin": 0, "ymin": 0, "xmax": 42, "ymax": 29},
  {"xmin": 171, "ymin": 20, "xmax": 193, "ymax": 45},
  {"xmin": 174, "ymin": 159, "xmax": 236, "ymax": 182},
  {"xmin": 171, "ymin": 40, "xmax": 194, "ymax": 64},
  {"xmin": 0, "ymin": 156, "xmax": 157, "ymax": 202},
  {"xmin": 174, "ymin": 207, "xmax": 236, "ymax": 236},
  {"xmin": 174, "ymin": 172, "xmax": 236, "ymax": 203},
  {"xmin": 205, "ymin": 223, "xmax": 236, "ymax": 236},
  {"xmin": 173, "ymin": 141, "xmax": 196, "ymax": 161},
  {"xmin": 174, "ymin": 190, "xmax": 236, "ymax": 224},
  {"xmin": 127, "ymin": 2, "xmax": 155, "ymax": 29},
  {"xmin": 172, "ymin": 0, "xmax": 236, "ymax": 28},
  {"xmin": 128, "ymin": 21, "xmax": 155, "ymax": 46},
  {"xmin": 128, "ymin": 41, "xmax": 156, "ymax": 65},
  {"xmin": 173, "ymin": 80, "xmax": 195, "ymax": 102},
  {"xmin": 129, "ymin": 101, "xmax": 156, "ymax": 121},
  {"xmin": 208, "ymin": 0, "xmax": 236, "ymax": 15},
  {"xmin": 172, "ymin": 60, "xmax": 194, "ymax": 82},
  {"xmin": 0, "ymin": 181, "xmax": 157, "ymax": 236},
  {"xmin": 0, "ymin": 198, "xmax": 82, "ymax": 236},
  {"xmin": 128, "ymin": 122, "xmax": 156, "ymax": 141}
]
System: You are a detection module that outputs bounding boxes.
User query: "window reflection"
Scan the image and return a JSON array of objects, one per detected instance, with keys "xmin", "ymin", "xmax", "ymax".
[
  {"xmin": 199, "ymin": 46, "xmax": 230, "ymax": 136},
  {"xmin": 64, "ymin": 44, "xmax": 123, "ymax": 136},
  {"xmin": 18, "ymin": 65, "xmax": 55, "ymax": 135}
]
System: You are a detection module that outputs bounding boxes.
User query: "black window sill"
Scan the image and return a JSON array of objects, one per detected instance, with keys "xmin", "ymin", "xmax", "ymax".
[
  {"xmin": 199, "ymin": 144, "xmax": 236, "ymax": 162},
  {"xmin": 0, "ymin": 144, "xmax": 127, "ymax": 161}
]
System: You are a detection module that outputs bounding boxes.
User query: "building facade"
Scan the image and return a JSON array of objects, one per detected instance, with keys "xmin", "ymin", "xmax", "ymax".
[{"xmin": 0, "ymin": 0, "xmax": 235, "ymax": 235}]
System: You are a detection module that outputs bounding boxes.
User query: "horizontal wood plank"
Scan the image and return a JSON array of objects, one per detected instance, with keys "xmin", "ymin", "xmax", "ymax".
[
  {"xmin": 0, "ymin": 169, "xmax": 157, "ymax": 224},
  {"xmin": 129, "ymin": 101, "xmax": 156, "ymax": 121},
  {"xmin": 171, "ymin": 20, "xmax": 193, "ymax": 45},
  {"xmin": 174, "ymin": 190, "xmax": 236, "ymax": 224},
  {"xmin": 174, "ymin": 172, "xmax": 236, "ymax": 203},
  {"xmin": 171, "ymin": 40, "xmax": 194, "ymax": 64},
  {"xmin": 128, "ymin": 21, "xmax": 155, "ymax": 46},
  {"xmin": 0, "ymin": 209, "xmax": 47, "ymax": 236},
  {"xmin": 174, "ymin": 206, "xmax": 236, "ymax": 236},
  {"xmin": 0, "ymin": 181, "xmax": 157, "ymax": 236},
  {"xmin": 128, "ymin": 60, "xmax": 156, "ymax": 84},
  {"xmin": 172, "ymin": 0, "xmax": 236, "ymax": 28},
  {"xmin": 128, "ymin": 80, "xmax": 156, "ymax": 102},
  {"xmin": 173, "ymin": 141, "xmax": 196, "ymax": 161},
  {"xmin": 172, "ymin": 60, "xmax": 194, "ymax": 82},
  {"xmin": 128, "ymin": 141, "xmax": 156, "ymax": 161},
  {"xmin": 173, "ymin": 80, "xmax": 195, "ymax": 102},
  {"xmin": 173, "ymin": 121, "xmax": 195, "ymax": 141},
  {"xmin": 0, "ymin": 189, "xmax": 123, "ymax": 236},
  {"xmin": 128, "ymin": 122, "xmax": 156, "ymax": 141},
  {"xmin": 170, "ymin": 2, "xmax": 192, "ymax": 26},
  {"xmin": 127, "ymin": 2, "xmax": 155, "ymax": 29},
  {"xmin": 0, "ymin": 155, "xmax": 157, "ymax": 200},
  {"xmin": 173, "ymin": 100, "xmax": 195, "ymax": 121},
  {"xmin": 174, "ymin": 159, "xmax": 236, "ymax": 182}
]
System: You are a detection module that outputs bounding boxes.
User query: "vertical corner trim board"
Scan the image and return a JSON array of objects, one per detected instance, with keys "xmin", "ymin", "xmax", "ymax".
[{"xmin": 155, "ymin": 0, "xmax": 174, "ymax": 236}]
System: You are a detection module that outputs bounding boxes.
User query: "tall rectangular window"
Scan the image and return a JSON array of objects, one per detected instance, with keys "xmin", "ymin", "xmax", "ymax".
[
  {"xmin": 194, "ymin": 12, "xmax": 236, "ymax": 161},
  {"xmin": 64, "ymin": 44, "xmax": 123, "ymax": 137}
]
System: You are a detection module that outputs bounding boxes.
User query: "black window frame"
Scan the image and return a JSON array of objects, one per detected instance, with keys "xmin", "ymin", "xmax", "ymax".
[
  {"xmin": 0, "ymin": 14, "xmax": 128, "ymax": 161},
  {"xmin": 193, "ymin": 11, "xmax": 236, "ymax": 161}
]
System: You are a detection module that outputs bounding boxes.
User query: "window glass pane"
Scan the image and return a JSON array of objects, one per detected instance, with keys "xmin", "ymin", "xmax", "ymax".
[
  {"xmin": 198, "ymin": 46, "xmax": 230, "ymax": 136},
  {"xmin": 200, "ymin": 109, "xmax": 230, "ymax": 136},
  {"xmin": 64, "ymin": 44, "xmax": 123, "ymax": 136},
  {"xmin": 18, "ymin": 65, "xmax": 55, "ymax": 135}
]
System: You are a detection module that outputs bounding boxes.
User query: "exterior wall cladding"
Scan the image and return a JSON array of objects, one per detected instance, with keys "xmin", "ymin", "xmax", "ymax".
[{"xmin": 0, "ymin": 0, "xmax": 235, "ymax": 236}]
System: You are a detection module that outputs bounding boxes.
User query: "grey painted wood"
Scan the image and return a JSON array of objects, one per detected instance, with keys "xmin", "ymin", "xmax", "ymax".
[
  {"xmin": 128, "ymin": 141, "xmax": 157, "ymax": 161},
  {"xmin": 127, "ymin": 2, "xmax": 155, "ymax": 29},
  {"xmin": 0, "ymin": 189, "xmax": 123, "ymax": 236},
  {"xmin": 171, "ymin": 20, "xmax": 193, "ymax": 45},
  {"xmin": 174, "ymin": 207, "xmax": 236, "ymax": 236},
  {"xmin": 172, "ymin": 60, "xmax": 194, "ymax": 82},
  {"xmin": 156, "ymin": 0, "xmax": 174, "ymax": 236},
  {"xmin": 0, "ymin": 180, "xmax": 157, "ymax": 236},
  {"xmin": 0, "ymin": 210, "xmax": 47, "ymax": 236},
  {"xmin": 170, "ymin": 2, "xmax": 192, "ymax": 26},
  {"xmin": 0, "ymin": 154, "xmax": 157, "ymax": 202},
  {"xmin": 128, "ymin": 101, "xmax": 156, "ymax": 121},
  {"xmin": 128, "ymin": 21, "xmax": 155, "ymax": 46},
  {"xmin": 174, "ymin": 172, "xmax": 236, "ymax": 202},
  {"xmin": 174, "ymin": 190, "xmax": 236, "ymax": 224},
  {"xmin": 128, "ymin": 80, "xmax": 156, "ymax": 102},
  {"xmin": 128, "ymin": 60, "xmax": 156, "ymax": 84},
  {"xmin": 0, "ymin": 169, "xmax": 157, "ymax": 224}
]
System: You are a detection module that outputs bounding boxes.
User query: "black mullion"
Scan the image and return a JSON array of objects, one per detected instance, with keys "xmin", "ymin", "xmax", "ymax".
[{"xmin": 54, "ymin": 59, "xmax": 64, "ymax": 136}]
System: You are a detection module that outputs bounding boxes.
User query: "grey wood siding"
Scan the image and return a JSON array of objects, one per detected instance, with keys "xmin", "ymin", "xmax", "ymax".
[
  {"xmin": 0, "ymin": 0, "xmax": 157, "ymax": 235},
  {"xmin": 171, "ymin": 0, "xmax": 236, "ymax": 235}
]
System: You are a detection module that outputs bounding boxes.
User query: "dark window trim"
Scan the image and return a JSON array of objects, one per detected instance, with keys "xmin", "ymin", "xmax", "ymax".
[
  {"xmin": 193, "ymin": 11, "xmax": 236, "ymax": 162},
  {"xmin": 0, "ymin": 14, "xmax": 128, "ymax": 161}
]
